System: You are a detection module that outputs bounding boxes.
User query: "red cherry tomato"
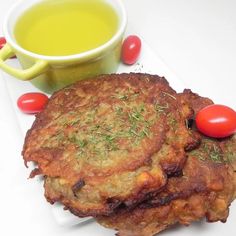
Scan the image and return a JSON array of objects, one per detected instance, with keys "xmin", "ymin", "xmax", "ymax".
[
  {"xmin": 17, "ymin": 92, "xmax": 49, "ymax": 114},
  {"xmin": 121, "ymin": 35, "xmax": 141, "ymax": 65},
  {"xmin": 0, "ymin": 36, "xmax": 16, "ymax": 58},
  {"xmin": 0, "ymin": 37, "xmax": 7, "ymax": 50},
  {"xmin": 196, "ymin": 104, "xmax": 236, "ymax": 138}
]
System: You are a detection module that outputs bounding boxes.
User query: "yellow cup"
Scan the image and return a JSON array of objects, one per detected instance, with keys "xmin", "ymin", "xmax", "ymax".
[{"xmin": 0, "ymin": 0, "xmax": 127, "ymax": 93}]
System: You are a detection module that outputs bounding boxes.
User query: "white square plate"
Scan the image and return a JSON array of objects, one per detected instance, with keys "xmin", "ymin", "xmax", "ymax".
[{"xmin": 0, "ymin": 38, "xmax": 235, "ymax": 236}]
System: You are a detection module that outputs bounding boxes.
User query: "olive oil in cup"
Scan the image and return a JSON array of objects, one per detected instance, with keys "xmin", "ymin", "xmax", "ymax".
[
  {"xmin": 14, "ymin": 0, "xmax": 119, "ymax": 56},
  {"xmin": 0, "ymin": 0, "xmax": 127, "ymax": 93}
]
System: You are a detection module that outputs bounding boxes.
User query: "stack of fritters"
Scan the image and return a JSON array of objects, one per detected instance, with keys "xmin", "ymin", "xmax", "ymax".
[
  {"xmin": 22, "ymin": 73, "xmax": 236, "ymax": 235},
  {"xmin": 97, "ymin": 90, "xmax": 236, "ymax": 236}
]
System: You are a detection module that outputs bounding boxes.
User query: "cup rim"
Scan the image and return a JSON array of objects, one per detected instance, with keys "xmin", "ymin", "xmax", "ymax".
[{"xmin": 3, "ymin": 0, "xmax": 127, "ymax": 62}]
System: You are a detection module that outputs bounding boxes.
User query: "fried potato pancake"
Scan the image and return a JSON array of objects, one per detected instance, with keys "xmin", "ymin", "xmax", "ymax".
[
  {"xmin": 97, "ymin": 90, "xmax": 236, "ymax": 235},
  {"xmin": 22, "ymin": 73, "xmax": 198, "ymax": 216}
]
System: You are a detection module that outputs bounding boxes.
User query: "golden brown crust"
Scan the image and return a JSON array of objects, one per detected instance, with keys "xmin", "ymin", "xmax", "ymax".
[
  {"xmin": 101, "ymin": 193, "xmax": 226, "ymax": 236},
  {"xmin": 179, "ymin": 89, "xmax": 214, "ymax": 113},
  {"xmin": 22, "ymin": 73, "xmax": 198, "ymax": 216},
  {"xmin": 97, "ymin": 90, "xmax": 236, "ymax": 235},
  {"xmin": 220, "ymin": 134, "xmax": 236, "ymax": 199},
  {"xmin": 98, "ymin": 141, "xmax": 236, "ymax": 235}
]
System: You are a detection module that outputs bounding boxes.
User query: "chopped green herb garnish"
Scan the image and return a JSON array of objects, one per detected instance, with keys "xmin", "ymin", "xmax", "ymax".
[{"xmin": 192, "ymin": 140, "xmax": 223, "ymax": 163}]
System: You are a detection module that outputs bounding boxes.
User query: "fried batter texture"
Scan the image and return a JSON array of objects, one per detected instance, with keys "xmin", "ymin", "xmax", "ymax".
[
  {"xmin": 22, "ymin": 73, "xmax": 198, "ymax": 217},
  {"xmin": 97, "ymin": 90, "xmax": 236, "ymax": 236}
]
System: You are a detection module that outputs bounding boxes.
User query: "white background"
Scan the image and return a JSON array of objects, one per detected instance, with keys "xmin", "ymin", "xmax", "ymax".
[{"xmin": 0, "ymin": 0, "xmax": 236, "ymax": 236}]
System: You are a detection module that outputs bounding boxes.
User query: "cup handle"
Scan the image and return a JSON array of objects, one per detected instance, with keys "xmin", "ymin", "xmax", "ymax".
[{"xmin": 0, "ymin": 43, "xmax": 48, "ymax": 81}]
